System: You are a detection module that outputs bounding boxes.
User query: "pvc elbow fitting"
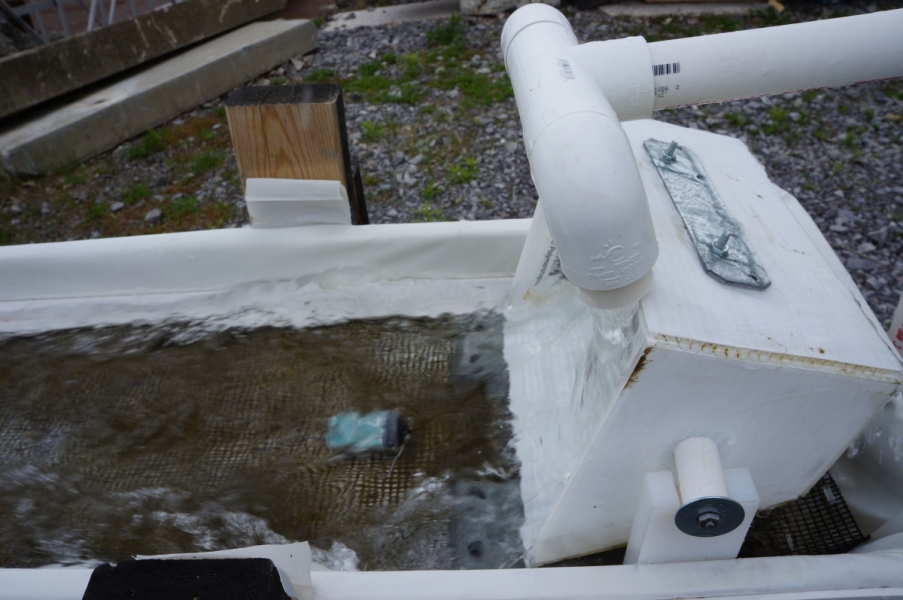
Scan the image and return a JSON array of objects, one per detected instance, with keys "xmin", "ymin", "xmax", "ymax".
[
  {"xmin": 503, "ymin": 3, "xmax": 658, "ymax": 301},
  {"xmin": 529, "ymin": 106, "xmax": 658, "ymax": 297}
]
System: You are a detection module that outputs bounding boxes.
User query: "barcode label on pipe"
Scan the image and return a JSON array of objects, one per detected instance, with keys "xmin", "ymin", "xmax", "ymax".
[
  {"xmin": 652, "ymin": 62, "xmax": 681, "ymax": 77},
  {"xmin": 556, "ymin": 58, "xmax": 575, "ymax": 80}
]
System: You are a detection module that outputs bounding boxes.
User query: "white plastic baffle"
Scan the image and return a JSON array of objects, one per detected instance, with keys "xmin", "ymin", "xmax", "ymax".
[
  {"xmin": 245, "ymin": 178, "xmax": 351, "ymax": 228},
  {"xmin": 624, "ymin": 437, "xmax": 759, "ymax": 564}
]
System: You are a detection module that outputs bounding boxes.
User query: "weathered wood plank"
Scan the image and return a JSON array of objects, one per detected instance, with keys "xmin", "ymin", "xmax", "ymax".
[{"xmin": 0, "ymin": 0, "xmax": 288, "ymax": 120}]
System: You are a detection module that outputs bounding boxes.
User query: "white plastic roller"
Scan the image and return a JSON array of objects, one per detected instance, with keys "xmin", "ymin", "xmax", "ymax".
[{"xmin": 674, "ymin": 437, "xmax": 745, "ymax": 537}]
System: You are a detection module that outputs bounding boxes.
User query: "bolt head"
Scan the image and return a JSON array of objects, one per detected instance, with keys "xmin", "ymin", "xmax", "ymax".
[{"xmin": 698, "ymin": 512, "xmax": 721, "ymax": 531}]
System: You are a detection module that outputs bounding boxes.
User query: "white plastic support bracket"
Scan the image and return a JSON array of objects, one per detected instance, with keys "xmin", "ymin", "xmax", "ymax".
[
  {"xmin": 245, "ymin": 178, "xmax": 351, "ymax": 229},
  {"xmin": 624, "ymin": 468, "xmax": 759, "ymax": 565}
]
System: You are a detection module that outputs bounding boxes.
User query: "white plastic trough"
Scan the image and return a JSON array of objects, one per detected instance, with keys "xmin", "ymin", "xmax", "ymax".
[
  {"xmin": 2, "ymin": 119, "xmax": 903, "ymax": 600},
  {"xmin": 3, "ymin": 6, "xmax": 903, "ymax": 600}
]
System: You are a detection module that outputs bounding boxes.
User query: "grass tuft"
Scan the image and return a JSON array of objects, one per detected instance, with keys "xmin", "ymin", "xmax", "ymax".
[
  {"xmin": 414, "ymin": 203, "xmax": 447, "ymax": 222},
  {"xmin": 128, "ymin": 129, "xmax": 165, "ymax": 160},
  {"xmin": 123, "ymin": 182, "xmax": 151, "ymax": 204},
  {"xmin": 192, "ymin": 149, "xmax": 225, "ymax": 174},
  {"xmin": 447, "ymin": 157, "xmax": 478, "ymax": 185},
  {"xmin": 426, "ymin": 14, "xmax": 465, "ymax": 47},
  {"xmin": 170, "ymin": 196, "xmax": 200, "ymax": 218},
  {"xmin": 361, "ymin": 120, "xmax": 386, "ymax": 142},
  {"xmin": 305, "ymin": 69, "xmax": 338, "ymax": 84}
]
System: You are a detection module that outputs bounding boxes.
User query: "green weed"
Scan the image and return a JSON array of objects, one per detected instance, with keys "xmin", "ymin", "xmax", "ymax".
[
  {"xmin": 422, "ymin": 181, "xmax": 442, "ymax": 200},
  {"xmin": 426, "ymin": 14, "xmax": 464, "ymax": 47},
  {"xmin": 86, "ymin": 204, "xmax": 106, "ymax": 222},
  {"xmin": 123, "ymin": 182, "xmax": 151, "ymax": 204},
  {"xmin": 64, "ymin": 170, "xmax": 88, "ymax": 186},
  {"xmin": 345, "ymin": 75, "xmax": 392, "ymax": 96},
  {"xmin": 170, "ymin": 196, "xmax": 200, "ymax": 217},
  {"xmin": 358, "ymin": 62, "xmax": 382, "ymax": 77},
  {"xmin": 724, "ymin": 112, "xmax": 749, "ymax": 128},
  {"xmin": 843, "ymin": 129, "xmax": 858, "ymax": 148},
  {"xmin": 883, "ymin": 81, "xmax": 903, "ymax": 101},
  {"xmin": 769, "ymin": 107, "xmax": 789, "ymax": 122},
  {"xmin": 128, "ymin": 129, "xmax": 165, "ymax": 159},
  {"xmin": 361, "ymin": 120, "xmax": 386, "ymax": 142},
  {"xmin": 305, "ymin": 69, "xmax": 337, "ymax": 83},
  {"xmin": 444, "ymin": 72, "xmax": 512, "ymax": 107},
  {"xmin": 414, "ymin": 203, "xmax": 447, "ymax": 222},
  {"xmin": 448, "ymin": 157, "xmax": 478, "ymax": 184},
  {"xmin": 385, "ymin": 83, "xmax": 421, "ymax": 104},
  {"xmin": 192, "ymin": 149, "xmax": 225, "ymax": 173},
  {"xmin": 400, "ymin": 53, "xmax": 422, "ymax": 80},
  {"xmin": 699, "ymin": 14, "xmax": 740, "ymax": 32}
]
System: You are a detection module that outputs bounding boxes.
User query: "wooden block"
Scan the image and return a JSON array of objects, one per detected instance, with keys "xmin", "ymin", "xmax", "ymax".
[
  {"xmin": 225, "ymin": 85, "xmax": 345, "ymax": 186},
  {"xmin": 225, "ymin": 84, "xmax": 368, "ymax": 224}
]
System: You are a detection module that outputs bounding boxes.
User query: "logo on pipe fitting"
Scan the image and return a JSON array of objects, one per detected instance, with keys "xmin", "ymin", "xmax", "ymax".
[{"xmin": 556, "ymin": 58, "xmax": 575, "ymax": 81}]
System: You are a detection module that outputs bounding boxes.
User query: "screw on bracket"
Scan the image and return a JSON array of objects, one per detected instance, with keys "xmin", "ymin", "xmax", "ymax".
[
  {"xmin": 712, "ymin": 232, "xmax": 732, "ymax": 258},
  {"xmin": 662, "ymin": 140, "xmax": 678, "ymax": 162}
]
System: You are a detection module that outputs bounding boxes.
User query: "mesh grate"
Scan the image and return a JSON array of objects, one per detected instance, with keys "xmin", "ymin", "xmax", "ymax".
[
  {"xmin": 0, "ymin": 315, "xmax": 520, "ymax": 569},
  {"xmin": 740, "ymin": 472, "xmax": 867, "ymax": 557}
]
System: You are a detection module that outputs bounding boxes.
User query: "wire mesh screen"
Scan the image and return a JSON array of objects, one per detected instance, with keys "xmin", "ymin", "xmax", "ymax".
[
  {"xmin": 740, "ymin": 472, "xmax": 867, "ymax": 557},
  {"xmin": 0, "ymin": 315, "xmax": 521, "ymax": 570}
]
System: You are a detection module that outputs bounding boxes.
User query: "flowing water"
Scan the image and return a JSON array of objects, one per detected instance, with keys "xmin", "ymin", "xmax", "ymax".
[{"xmin": 0, "ymin": 314, "xmax": 523, "ymax": 570}]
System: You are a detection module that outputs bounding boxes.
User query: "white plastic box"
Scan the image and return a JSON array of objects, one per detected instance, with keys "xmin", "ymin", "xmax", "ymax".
[{"xmin": 506, "ymin": 120, "xmax": 903, "ymax": 566}]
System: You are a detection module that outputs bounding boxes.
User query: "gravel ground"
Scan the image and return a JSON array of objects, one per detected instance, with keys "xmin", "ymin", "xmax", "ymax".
[{"xmin": 1, "ymin": 1, "xmax": 902, "ymax": 326}]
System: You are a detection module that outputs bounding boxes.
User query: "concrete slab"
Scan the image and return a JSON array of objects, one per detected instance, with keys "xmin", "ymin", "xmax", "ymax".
[
  {"xmin": 322, "ymin": 0, "xmax": 458, "ymax": 31},
  {"xmin": 0, "ymin": 19, "xmax": 317, "ymax": 176},
  {"xmin": 0, "ymin": 0, "xmax": 288, "ymax": 120},
  {"xmin": 600, "ymin": 1, "xmax": 764, "ymax": 17},
  {"xmin": 461, "ymin": 0, "xmax": 560, "ymax": 17}
]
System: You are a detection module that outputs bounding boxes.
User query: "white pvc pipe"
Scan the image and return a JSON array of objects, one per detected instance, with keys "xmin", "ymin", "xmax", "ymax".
[
  {"xmin": 675, "ymin": 437, "xmax": 728, "ymax": 505},
  {"xmin": 533, "ymin": 8, "xmax": 903, "ymax": 118},
  {"xmin": 647, "ymin": 10, "xmax": 903, "ymax": 110},
  {"xmin": 501, "ymin": 4, "xmax": 659, "ymax": 302}
]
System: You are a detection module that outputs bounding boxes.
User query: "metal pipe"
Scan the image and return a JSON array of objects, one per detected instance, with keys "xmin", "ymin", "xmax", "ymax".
[{"xmin": 54, "ymin": 0, "xmax": 71, "ymax": 37}]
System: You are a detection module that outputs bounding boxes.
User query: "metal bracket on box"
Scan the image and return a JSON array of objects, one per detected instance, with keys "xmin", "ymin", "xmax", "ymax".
[{"xmin": 644, "ymin": 139, "xmax": 771, "ymax": 290}]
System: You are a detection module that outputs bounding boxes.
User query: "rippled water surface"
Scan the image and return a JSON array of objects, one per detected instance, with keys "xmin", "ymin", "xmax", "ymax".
[{"xmin": 0, "ymin": 315, "xmax": 522, "ymax": 570}]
